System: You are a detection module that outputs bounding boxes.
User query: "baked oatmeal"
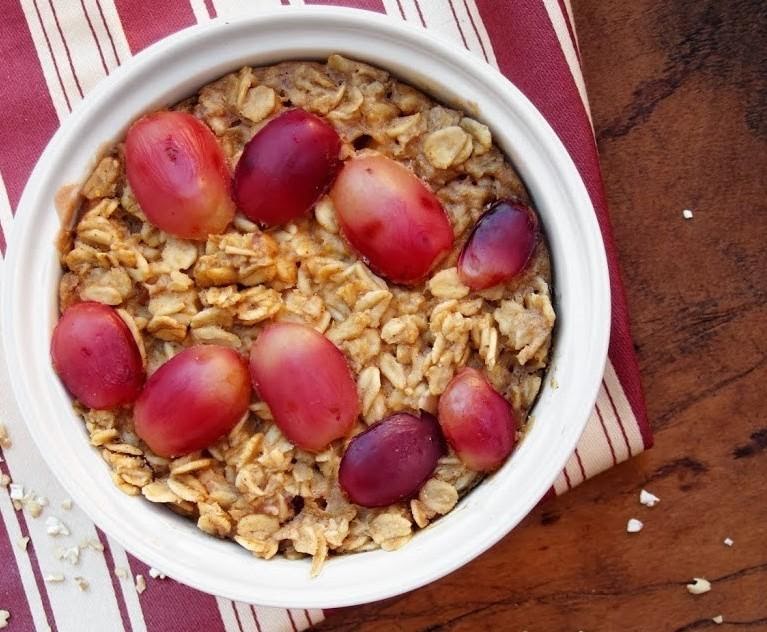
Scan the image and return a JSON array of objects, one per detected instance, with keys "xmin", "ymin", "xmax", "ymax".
[{"xmin": 53, "ymin": 54, "xmax": 555, "ymax": 575}]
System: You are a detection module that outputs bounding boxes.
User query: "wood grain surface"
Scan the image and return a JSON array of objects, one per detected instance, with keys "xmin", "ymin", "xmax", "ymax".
[{"xmin": 316, "ymin": 0, "xmax": 767, "ymax": 630}]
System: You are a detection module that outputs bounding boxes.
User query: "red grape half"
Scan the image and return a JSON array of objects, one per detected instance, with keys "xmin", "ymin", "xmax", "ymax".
[
  {"xmin": 51, "ymin": 302, "xmax": 144, "ymax": 409},
  {"xmin": 339, "ymin": 411, "xmax": 445, "ymax": 507},
  {"xmin": 125, "ymin": 111, "xmax": 235, "ymax": 240}
]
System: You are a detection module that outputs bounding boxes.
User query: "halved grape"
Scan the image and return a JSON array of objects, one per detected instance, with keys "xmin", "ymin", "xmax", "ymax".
[
  {"xmin": 134, "ymin": 345, "xmax": 250, "ymax": 457},
  {"xmin": 330, "ymin": 154, "xmax": 453, "ymax": 284},
  {"xmin": 51, "ymin": 302, "xmax": 144, "ymax": 409},
  {"xmin": 248, "ymin": 322, "xmax": 359, "ymax": 452},
  {"xmin": 339, "ymin": 411, "xmax": 445, "ymax": 507},
  {"xmin": 233, "ymin": 108, "xmax": 341, "ymax": 227},
  {"xmin": 457, "ymin": 200, "xmax": 539, "ymax": 290},
  {"xmin": 437, "ymin": 367, "xmax": 517, "ymax": 471},
  {"xmin": 125, "ymin": 111, "xmax": 235, "ymax": 240}
]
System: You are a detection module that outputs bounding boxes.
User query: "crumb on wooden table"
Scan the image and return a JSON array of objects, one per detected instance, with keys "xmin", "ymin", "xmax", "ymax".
[
  {"xmin": 686, "ymin": 578, "xmax": 711, "ymax": 595},
  {"xmin": 639, "ymin": 489, "xmax": 660, "ymax": 506}
]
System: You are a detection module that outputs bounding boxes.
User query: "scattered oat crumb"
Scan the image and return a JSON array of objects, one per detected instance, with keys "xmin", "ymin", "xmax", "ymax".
[
  {"xmin": 686, "ymin": 577, "xmax": 711, "ymax": 595},
  {"xmin": 149, "ymin": 567, "xmax": 166, "ymax": 579},
  {"xmin": 135, "ymin": 574, "xmax": 146, "ymax": 594},
  {"xmin": 26, "ymin": 497, "xmax": 44, "ymax": 518},
  {"xmin": 74, "ymin": 576, "xmax": 89, "ymax": 592},
  {"xmin": 0, "ymin": 423, "xmax": 11, "ymax": 449},
  {"xmin": 80, "ymin": 538, "xmax": 104, "ymax": 552},
  {"xmin": 9, "ymin": 483, "xmax": 24, "ymax": 500},
  {"xmin": 16, "ymin": 536, "xmax": 29, "ymax": 551},
  {"xmin": 550, "ymin": 375, "xmax": 559, "ymax": 389},
  {"xmin": 61, "ymin": 498, "xmax": 73, "ymax": 511},
  {"xmin": 626, "ymin": 518, "xmax": 644, "ymax": 533},
  {"xmin": 114, "ymin": 567, "xmax": 128, "ymax": 579},
  {"xmin": 55, "ymin": 545, "xmax": 80, "ymax": 565},
  {"xmin": 639, "ymin": 489, "xmax": 660, "ymax": 507},
  {"xmin": 712, "ymin": 615, "xmax": 723, "ymax": 624},
  {"xmin": 44, "ymin": 574, "xmax": 65, "ymax": 583},
  {"xmin": 682, "ymin": 209, "xmax": 694, "ymax": 219},
  {"xmin": 45, "ymin": 516, "xmax": 70, "ymax": 537},
  {"xmin": 0, "ymin": 474, "xmax": 9, "ymax": 488},
  {"xmin": 0, "ymin": 610, "xmax": 9, "ymax": 629},
  {"xmin": 723, "ymin": 537, "xmax": 733, "ymax": 547},
  {"xmin": 23, "ymin": 491, "xmax": 48, "ymax": 518}
]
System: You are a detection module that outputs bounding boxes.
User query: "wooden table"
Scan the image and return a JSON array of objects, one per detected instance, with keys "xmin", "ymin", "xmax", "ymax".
[{"xmin": 318, "ymin": 1, "xmax": 767, "ymax": 629}]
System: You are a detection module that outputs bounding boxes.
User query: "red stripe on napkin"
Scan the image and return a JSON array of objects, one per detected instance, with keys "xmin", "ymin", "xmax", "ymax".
[
  {"xmin": 78, "ymin": 0, "xmax": 110, "ymax": 76},
  {"xmin": 595, "ymin": 403, "xmax": 619, "ymax": 466},
  {"xmin": 305, "ymin": 0, "xmax": 385, "ymax": 10},
  {"xmin": 113, "ymin": 1, "xmax": 196, "ymax": 54},
  {"xmin": 0, "ymin": 0, "xmax": 58, "ymax": 210},
  {"xmin": 47, "ymin": 0, "xmax": 85, "ymax": 99},
  {"xmin": 0, "ymin": 501, "xmax": 36, "ymax": 631},
  {"xmin": 0, "ymin": 463, "xmax": 57, "ymax": 631},
  {"xmin": 557, "ymin": 0, "xmax": 580, "ymax": 60},
  {"xmin": 94, "ymin": 0, "xmax": 123, "ymax": 66},
  {"xmin": 96, "ymin": 530, "xmax": 135, "ymax": 632},
  {"xmin": 126, "ymin": 556, "xmax": 227, "ymax": 631}
]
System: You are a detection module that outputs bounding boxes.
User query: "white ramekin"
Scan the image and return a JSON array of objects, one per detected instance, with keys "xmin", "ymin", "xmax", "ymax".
[{"xmin": 1, "ymin": 7, "xmax": 610, "ymax": 608}]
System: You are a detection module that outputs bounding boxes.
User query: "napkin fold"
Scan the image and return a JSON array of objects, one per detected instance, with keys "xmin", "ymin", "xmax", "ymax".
[{"xmin": 0, "ymin": 1, "xmax": 650, "ymax": 631}]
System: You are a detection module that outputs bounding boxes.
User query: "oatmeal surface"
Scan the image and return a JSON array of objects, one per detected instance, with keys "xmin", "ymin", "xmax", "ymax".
[{"xmin": 58, "ymin": 54, "xmax": 555, "ymax": 574}]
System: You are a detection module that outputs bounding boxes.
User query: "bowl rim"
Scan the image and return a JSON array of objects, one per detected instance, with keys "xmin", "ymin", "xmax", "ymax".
[{"xmin": 1, "ymin": 6, "xmax": 610, "ymax": 608}]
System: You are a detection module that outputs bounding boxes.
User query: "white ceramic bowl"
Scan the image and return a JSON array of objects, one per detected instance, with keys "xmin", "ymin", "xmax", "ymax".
[{"xmin": 1, "ymin": 7, "xmax": 610, "ymax": 608}]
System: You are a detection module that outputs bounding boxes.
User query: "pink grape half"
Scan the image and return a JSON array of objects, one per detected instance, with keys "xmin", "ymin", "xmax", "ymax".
[
  {"xmin": 134, "ymin": 345, "xmax": 251, "ymax": 457},
  {"xmin": 438, "ymin": 367, "xmax": 517, "ymax": 471}
]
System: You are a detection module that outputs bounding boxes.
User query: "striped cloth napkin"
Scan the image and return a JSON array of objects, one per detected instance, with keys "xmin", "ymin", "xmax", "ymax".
[{"xmin": 0, "ymin": 1, "xmax": 651, "ymax": 630}]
